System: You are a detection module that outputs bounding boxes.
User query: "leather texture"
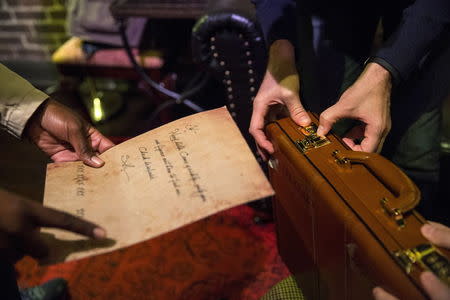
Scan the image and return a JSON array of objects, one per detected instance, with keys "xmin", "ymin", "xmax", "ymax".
[
  {"xmin": 266, "ymin": 114, "xmax": 450, "ymax": 300},
  {"xmin": 191, "ymin": 2, "xmax": 267, "ymax": 159}
]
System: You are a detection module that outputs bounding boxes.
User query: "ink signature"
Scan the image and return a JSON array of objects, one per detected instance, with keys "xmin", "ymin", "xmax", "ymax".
[{"xmin": 121, "ymin": 154, "xmax": 135, "ymax": 181}]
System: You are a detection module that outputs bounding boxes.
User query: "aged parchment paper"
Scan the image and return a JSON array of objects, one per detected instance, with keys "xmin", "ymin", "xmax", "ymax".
[{"xmin": 42, "ymin": 107, "xmax": 274, "ymax": 263}]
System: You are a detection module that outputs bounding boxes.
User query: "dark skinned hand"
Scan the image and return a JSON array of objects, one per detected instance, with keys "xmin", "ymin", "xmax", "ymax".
[
  {"xmin": 0, "ymin": 188, "xmax": 106, "ymax": 261},
  {"xmin": 25, "ymin": 99, "xmax": 114, "ymax": 167}
]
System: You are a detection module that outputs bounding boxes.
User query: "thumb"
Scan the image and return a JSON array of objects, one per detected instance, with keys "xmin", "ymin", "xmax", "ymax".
[
  {"xmin": 317, "ymin": 106, "xmax": 342, "ymax": 137},
  {"xmin": 421, "ymin": 223, "xmax": 450, "ymax": 249},
  {"xmin": 285, "ymin": 97, "xmax": 311, "ymax": 126},
  {"xmin": 70, "ymin": 124, "xmax": 105, "ymax": 168}
]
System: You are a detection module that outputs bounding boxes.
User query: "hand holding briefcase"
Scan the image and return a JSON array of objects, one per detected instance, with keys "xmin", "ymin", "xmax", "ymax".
[{"xmin": 266, "ymin": 113, "xmax": 450, "ymax": 300}]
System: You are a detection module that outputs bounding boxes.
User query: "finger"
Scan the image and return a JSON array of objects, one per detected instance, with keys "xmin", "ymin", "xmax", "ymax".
[
  {"xmin": 420, "ymin": 271, "xmax": 450, "ymax": 300},
  {"xmin": 284, "ymin": 97, "xmax": 310, "ymax": 126},
  {"xmin": 29, "ymin": 202, "xmax": 106, "ymax": 240},
  {"xmin": 317, "ymin": 107, "xmax": 342, "ymax": 137},
  {"xmin": 342, "ymin": 126, "xmax": 364, "ymax": 149},
  {"xmin": 358, "ymin": 123, "xmax": 383, "ymax": 153},
  {"xmin": 249, "ymin": 101, "xmax": 275, "ymax": 154},
  {"xmin": 342, "ymin": 137, "xmax": 357, "ymax": 149},
  {"xmin": 256, "ymin": 144, "xmax": 268, "ymax": 162},
  {"xmin": 372, "ymin": 287, "xmax": 400, "ymax": 300},
  {"xmin": 69, "ymin": 125, "xmax": 105, "ymax": 168},
  {"xmin": 421, "ymin": 223, "xmax": 450, "ymax": 248},
  {"xmin": 88, "ymin": 127, "xmax": 115, "ymax": 154},
  {"xmin": 51, "ymin": 150, "xmax": 80, "ymax": 162}
]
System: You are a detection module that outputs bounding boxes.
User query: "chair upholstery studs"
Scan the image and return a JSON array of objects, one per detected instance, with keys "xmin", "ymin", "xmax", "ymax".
[
  {"xmin": 226, "ymin": 80, "xmax": 232, "ymax": 85},
  {"xmin": 248, "ymin": 60, "xmax": 252, "ymax": 65},
  {"xmin": 225, "ymin": 70, "xmax": 230, "ymax": 76},
  {"xmin": 244, "ymin": 41, "xmax": 249, "ymax": 46},
  {"xmin": 248, "ymin": 69, "xmax": 254, "ymax": 74},
  {"xmin": 210, "ymin": 45, "xmax": 216, "ymax": 50},
  {"xmin": 249, "ymin": 78, "xmax": 255, "ymax": 83},
  {"xmin": 210, "ymin": 37, "xmax": 216, "ymax": 42},
  {"xmin": 229, "ymin": 103, "xmax": 235, "ymax": 108},
  {"xmin": 228, "ymin": 94, "xmax": 234, "ymax": 99},
  {"xmin": 220, "ymin": 61, "xmax": 225, "ymax": 66},
  {"xmin": 250, "ymin": 87, "xmax": 255, "ymax": 92},
  {"xmin": 231, "ymin": 112, "xmax": 237, "ymax": 117},
  {"xmin": 213, "ymin": 52, "xmax": 218, "ymax": 57},
  {"xmin": 227, "ymin": 87, "xmax": 233, "ymax": 92},
  {"xmin": 246, "ymin": 51, "xmax": 251, "ymax": 56}
]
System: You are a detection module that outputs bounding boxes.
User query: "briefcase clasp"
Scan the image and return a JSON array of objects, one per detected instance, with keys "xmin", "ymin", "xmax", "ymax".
[
  {"xmin": 381, "ymin": 197, "xmax": 406, "ymax": 228},
  {"xmin": 393, "ymin": 244, "xmax": 450, "ymax": 285},
  {"xmin": 295, "ymin": 124, "xmax": 330, "ymax": 153}
]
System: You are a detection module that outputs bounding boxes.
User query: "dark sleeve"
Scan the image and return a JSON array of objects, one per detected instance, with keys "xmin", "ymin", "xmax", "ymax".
[
  {"xmin": 372, "ymin": 0, "xmax": 450, "ymax": 83},
  {"xmin": 252, "ymin": 0, "xmax": 298, "ymax": 47}
]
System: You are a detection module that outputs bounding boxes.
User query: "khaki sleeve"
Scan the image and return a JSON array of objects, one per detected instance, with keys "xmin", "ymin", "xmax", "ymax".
[{"xmin": 0, "ymin": 63, "xmax": 49, "ymax": 138}]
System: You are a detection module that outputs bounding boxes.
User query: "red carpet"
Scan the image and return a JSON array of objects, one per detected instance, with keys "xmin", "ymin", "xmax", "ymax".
[{"xmin": 15, "ymin": 205, "xmax": 290, "ymax": 300}]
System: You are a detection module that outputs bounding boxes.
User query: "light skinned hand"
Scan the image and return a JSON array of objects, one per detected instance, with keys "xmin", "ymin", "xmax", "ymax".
[
  {"xmin": 0, "ymin": 188, "xmax": 106, "ymax": 261},
  {"xmin": 316, "ymin": 63, "xmax": 392, "ymax": 153},
  {"xmin": 25, "ymin": 99, "xmax": 114, "ymax": 167},
  {"xmin": 249, "ymin": 40, "xmax": 311, "ymax": 160},
  {"xmin": 373, "ymin": 222, "xmax": 450, "ymax": 300}
]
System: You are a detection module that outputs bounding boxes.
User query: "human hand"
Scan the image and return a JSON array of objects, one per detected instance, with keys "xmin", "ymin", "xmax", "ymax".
[
  {"xmin": 316, "ymin": 63, "xmax": 392, "ymax": 153},
  {"xmin": 249, "ymin": 40, "xmax": 311, "ymax": 160},
  {"xmin": 373, "ymin": 222, "xmax": 450, "ymax": 300},
  {"xmin": 0, "ymin": 188, "xmax": 106, "ymax": 260},
  {"xmin": 25, "ymin": 99, "xmax": 114, "ymax": 167}
]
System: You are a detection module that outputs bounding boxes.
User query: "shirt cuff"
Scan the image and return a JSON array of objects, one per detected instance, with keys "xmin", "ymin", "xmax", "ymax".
[
  {"xmin": 364, "ymin": 56, "xmax": 402, "ymax": 86},
  {"xmin": 4, "ymin": 88, "xmax": 48, "ymax": 138}
]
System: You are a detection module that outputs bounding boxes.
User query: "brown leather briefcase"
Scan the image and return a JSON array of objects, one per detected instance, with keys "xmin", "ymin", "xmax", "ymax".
[{"xmin": 266, "ymin": 114, "xmax": 450, "ymax": 300}]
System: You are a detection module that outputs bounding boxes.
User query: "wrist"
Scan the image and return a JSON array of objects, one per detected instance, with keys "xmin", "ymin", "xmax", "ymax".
[
  {"xmin": 364, "ymin": 56, "xmax": 400, "ymax": 86},
  {"xmin": 363, "ymin": 62, "xmax": 393, "ymax": 89},
  {"xmin": 23, "ymin": 98, "xmax": 50, "ymax": 139}
]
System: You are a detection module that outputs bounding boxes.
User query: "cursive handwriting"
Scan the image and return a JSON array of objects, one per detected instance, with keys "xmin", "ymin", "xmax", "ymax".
[
  {"xmin": 169, "ymin": 129, "xmax": 185, "ymax": 151},
  {"xmin": 139, "ymin": 146, "xmax": 155, "ymax": 180},
  {"xmin": 154, "ymin": 139, "xmax": 181, "ymax": 195},
  {"xmin": 73, "ymin": 164, "xmax": 86, "ymax": 197},
  {"xmin": 179, "ymin": 151, "xmax": 207, "ymax": 202}
]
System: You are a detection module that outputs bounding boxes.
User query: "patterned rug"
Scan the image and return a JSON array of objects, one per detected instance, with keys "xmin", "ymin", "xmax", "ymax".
[{"xmin": 15, "ymin": 205, "xmax": 290, "ymax": 300}]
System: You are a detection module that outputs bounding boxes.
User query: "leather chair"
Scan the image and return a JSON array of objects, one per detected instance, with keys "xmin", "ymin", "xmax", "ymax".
[
  {"xmin": 191, "ymin": 0, "xmax": 268, "ymax": 162},
  {"xmin": 192, "ymin": 0, "xmax": 273, "ymax": 217}
]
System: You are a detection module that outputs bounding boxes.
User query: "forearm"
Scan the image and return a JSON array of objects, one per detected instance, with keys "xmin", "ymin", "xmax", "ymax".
[
  {"xmin": 373, "ymin": 0, "xmax": 450, "ymax": 83},
  {"xmin": 0, "ymin": 64, "xmax": 48, "ymax": 138}
]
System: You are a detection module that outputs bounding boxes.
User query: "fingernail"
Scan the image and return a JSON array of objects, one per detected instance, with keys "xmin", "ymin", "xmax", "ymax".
[
  {"xmin": 94, "ymin": 228, "xmax": 106, "ymax": 239},
  {"xmin": 421, "ymin": 224, "xmax": 433, "ymax": 237},
  {"xmin": 91, "ymin": 156, "xmax": 103, "ymax": 166}
]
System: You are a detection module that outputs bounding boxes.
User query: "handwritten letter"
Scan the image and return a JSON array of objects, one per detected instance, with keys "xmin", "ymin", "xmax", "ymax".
[{"xmin": 42, "ymin": 107, "xmax": 274, "ymax": 263}]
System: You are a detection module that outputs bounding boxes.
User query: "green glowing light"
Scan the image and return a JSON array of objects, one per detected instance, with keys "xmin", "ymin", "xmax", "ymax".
[{"xmin": 93, "ymin": 97, "xmax": 104, "ymax": 121}]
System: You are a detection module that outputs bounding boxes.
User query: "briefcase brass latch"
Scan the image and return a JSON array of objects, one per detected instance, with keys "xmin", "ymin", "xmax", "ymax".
[
  {"xmin": 295, "ymin": 124, "xmax": 330, "ymax": 153},
  {"xmin": 381, "ymin": 197, "xmax": 405, "ymax": 228},
  {"xmin": 393, "ymin": 244, "xmax": 450, "ymax": 285}
]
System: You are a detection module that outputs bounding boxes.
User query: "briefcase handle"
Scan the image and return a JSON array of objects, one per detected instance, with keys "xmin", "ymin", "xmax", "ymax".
[{"xmin": 334, "ymin": 149, "xmax": 420, "ymax": 213}]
